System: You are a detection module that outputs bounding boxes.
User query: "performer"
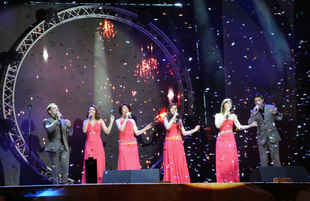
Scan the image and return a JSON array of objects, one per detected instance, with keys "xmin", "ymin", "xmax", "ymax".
[
  {"xmin": 163, "ymin": 103, "xmax": 200, "ymax": 183},
  {"xmin": 81, "ymin": 104, "xmax": 114, "ymax": 184},
  {"xmin": 43, "ymin": 103, "xmax": 73, "ymax": 184},
  {"xmin": 248, "ymin": 93, "xmax": 283, "ymax": 166},
  {"xmin": 115, "ymin": 103, "xmax": 152, "ymax": 170},
  {"xmin": 215, "ymin": 98, "xmax": 257, "ymax": 183}
]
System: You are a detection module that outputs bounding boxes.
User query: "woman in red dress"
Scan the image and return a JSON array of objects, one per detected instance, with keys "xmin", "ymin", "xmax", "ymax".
[
  {"xmin": 115, "ymin": 103, "xmax": 152, "ymax": 170},
  {"xmin": 163, "ymin": 103, "xmax": 200, "ymax": 183},
  {"xmin": 81, "ymin": 104, "xmax": 114, "ymax": 184},
  {"xmin": 215, "ymin": 98, "xmax": 257, "ymax": 182}
]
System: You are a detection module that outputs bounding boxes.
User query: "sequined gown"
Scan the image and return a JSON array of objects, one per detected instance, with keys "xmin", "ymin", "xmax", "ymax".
[
  {"xmin": 216, "ymin": 119, "xmax": 239, "ymax": 182},
  {"xmin": 82, "ymin": 121, "xmax": 105, "ymax": 184},
  {"xmin": 117, "ymin": 120, "xmax": 140, "ymax": 170},
  {"xmin": 163, "ymin": 122, "xmax": 190, "ymax": 183}
]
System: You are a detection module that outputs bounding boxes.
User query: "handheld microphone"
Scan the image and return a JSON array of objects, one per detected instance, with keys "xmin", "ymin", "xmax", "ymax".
[
  {"xmin": 255, "ymin": 104, "xmax": 261, "ymax": 111},
  {"xmin": 173, "ymin": 112, "xmax": 179, "ymax": 120},
  {"xmin": 226, "ymin": 108, "xmax": 231, "ymax": 120},
  {"xmin": 57, "ymin": 112, "xmax": 63, "ymax": 119},
  {"xmin": 89, "ymin": 114, "xmax": 92, "ymax": 120}
]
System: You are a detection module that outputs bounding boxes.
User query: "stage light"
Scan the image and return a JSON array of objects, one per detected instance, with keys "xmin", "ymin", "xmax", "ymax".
[
  {"xmin": 43, "ymin": 48, "xmax": 48, "ymax": 62},
  {"xmin": 174, "ymin": 3, "xmax": 183, "ymax": 7},
  {"xmin": 167, "ymin": 88, "xmax": 174, "ymax": 102}
]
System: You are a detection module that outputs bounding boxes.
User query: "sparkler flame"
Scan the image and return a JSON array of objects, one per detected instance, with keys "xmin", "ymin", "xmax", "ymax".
[{"xmin": 97, "ymin": 19, "xmax": 116, "ymax": 42}]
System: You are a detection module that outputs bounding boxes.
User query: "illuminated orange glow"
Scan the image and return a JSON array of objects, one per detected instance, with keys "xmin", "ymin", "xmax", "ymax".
[
  {"xmin": 154, "ymin": 107, "xmax": 167, "ymax": 123},
  {"xmin": 185, "ymin": 183, "xmax": 245, "ymax": 189},
  {"xmin": 134, "ymin": 58, "xmax": 158, "ymax": 82},
  {"xmin": 97, "ymin": 19, "xmax": 116, "ymax": 42}
]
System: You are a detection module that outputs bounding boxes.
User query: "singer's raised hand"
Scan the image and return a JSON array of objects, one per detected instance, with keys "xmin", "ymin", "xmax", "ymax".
[
  {"xmin": 65, "ymin": 119, "xmax": 71, "ymax": 128},
  {"xmin": 253, "ymin": 104, "xmax": 260, "ymax": 112},
  {"xmin": 145, "ymin": 122, "xmax": 153, "ymax": 130},
  {"xmin": 250, "ymin": 121, "xmax": 258, "ymax": 127},
  {"xmin": 269, "ymin": 108, "xmax": 278, "ymax": 114},
  {"xmin": 110, "ymin": 115, "xmax": 115, "ymax": 121}
]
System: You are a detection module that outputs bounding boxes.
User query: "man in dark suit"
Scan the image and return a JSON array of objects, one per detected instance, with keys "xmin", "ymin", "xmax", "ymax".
[
  {"xmin": 248, "ymin": 94, "xmax": 283, "ymax": 166},
  {"xmin": 43, "ymin": 103, "xmax": 73, "ymax": 184}
]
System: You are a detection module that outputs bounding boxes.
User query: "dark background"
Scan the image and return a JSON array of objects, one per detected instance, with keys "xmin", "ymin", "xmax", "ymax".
[{"xmin": 0, "ymin": 0, "xmax": 309, "ymax": 185}]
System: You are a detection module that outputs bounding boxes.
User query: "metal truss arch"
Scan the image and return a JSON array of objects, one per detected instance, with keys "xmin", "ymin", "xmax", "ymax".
[{"xmin": 1, "ymin": 5, "xmax": 193, "ymax": 183}]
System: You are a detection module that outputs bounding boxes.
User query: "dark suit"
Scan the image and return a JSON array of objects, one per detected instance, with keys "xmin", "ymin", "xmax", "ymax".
[
  {"xmin": 248, "ymin": 104, "xmax": 283, "ymax": 166},
  {"xmin": 43, "ymin": 116, "xmax": 73, "ymax": 184}
]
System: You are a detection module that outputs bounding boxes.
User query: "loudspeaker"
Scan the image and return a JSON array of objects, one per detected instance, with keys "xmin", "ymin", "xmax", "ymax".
[
  {"xmin": 102, "ymin": 170, "xmax": 131, "ymax": 183},
  {"xmin": 85, "ymin": 157, "xmax": 97, "ymax": 183},
  {"xmin": 130, "ymin": 169, "xmax": 160, "ymax": 183},
  {"xmin": 250, "ymin": 166, "xmax": 310, "ymax": 182},
  {"xmin": 102, "ymin": 169, "xmax": 160, "ymax": 183}
]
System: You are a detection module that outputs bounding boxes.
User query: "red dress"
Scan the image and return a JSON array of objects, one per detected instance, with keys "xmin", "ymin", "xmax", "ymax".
[
  {"xmin": 117, "ymin": 120, "xmax": 140, "ymax": 170},
  {"xmin": 163, "ymin": 122, "xmax": 190, "ymax": 183},
  {"xmin": 216, "ymin": 119, "xmax": 240, "ymax": 182},
  {"xmin": 81, "ymin": 121, "xmax": 105, "ymax": 184}
]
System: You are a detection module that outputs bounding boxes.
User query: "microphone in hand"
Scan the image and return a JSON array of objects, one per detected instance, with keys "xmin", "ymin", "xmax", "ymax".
[
  {"xmin": 226, "ymin": 108, "xmax": 231, "ymax": 120},
  {"xmin": 173, "ymin": 112, "xmax": 179, "ymax": 120},
  {"xmin": 57, "ymin": 112, "xmax": 63, "ymax": 120},
  {"xmin": 254, "ymin": 104, "xmax": 260, "ymax": 112},
  {"xmin": 89, "ymin": 114, "xmax": 92, "ymax": 120}
]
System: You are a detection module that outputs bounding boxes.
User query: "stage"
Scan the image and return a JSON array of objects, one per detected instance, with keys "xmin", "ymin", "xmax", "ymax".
[
  {"xmin": 1, "ymin": 182, "xmax": 310, "ymax": 201},
  {"xmin": 1, "ymin": 2, "xmax": 310, "ymax": 201}
]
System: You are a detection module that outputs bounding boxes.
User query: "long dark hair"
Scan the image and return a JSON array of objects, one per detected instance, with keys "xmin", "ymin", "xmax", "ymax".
[
  {"xmin": 87, "ymin": 104, "xmax": 101, "ymax": 120},
  {"xmin": 166, "ymin": 103, "xmax": 181, "ymax": 131}
]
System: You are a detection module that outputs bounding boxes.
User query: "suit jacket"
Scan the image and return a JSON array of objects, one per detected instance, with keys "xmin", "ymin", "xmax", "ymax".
[
  {"xmin": 43, "ymin": 116, "xmax": 73, "ymax": 152},
  {"xmin": 248, "ymin": 104, "xmax": 283, "ymax": 146}
]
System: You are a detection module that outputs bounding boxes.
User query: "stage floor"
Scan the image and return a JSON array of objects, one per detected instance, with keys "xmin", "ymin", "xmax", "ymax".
[{"xmin": 1, "ymin": 182, "xmax": 310, "ymax": 201}]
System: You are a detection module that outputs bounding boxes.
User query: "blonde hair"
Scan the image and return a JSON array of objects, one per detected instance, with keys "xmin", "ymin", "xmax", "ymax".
[{"xmin": 220, "ymin": 98, "xmax": 232, "ymax": 114}]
